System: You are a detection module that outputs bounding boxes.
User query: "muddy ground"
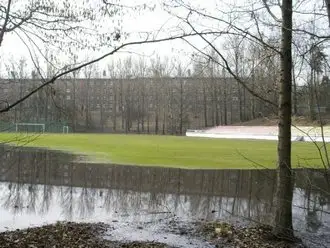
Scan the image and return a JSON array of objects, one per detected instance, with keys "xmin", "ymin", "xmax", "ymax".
[
  {"xmin": 0, "ymin": 222, "xmax": 169, "ymax": 248},
  {"xmin": 0, "ymin": 221, "xmax": 307, "ymax": 248}
]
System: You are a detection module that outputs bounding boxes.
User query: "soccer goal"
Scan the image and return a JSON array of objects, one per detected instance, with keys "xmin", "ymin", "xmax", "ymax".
[
  {"xmin": 15, "ymin": 123, "xmax": 45, "ymax": 133},
  {"xmin": 62, "ymin": 125, "xmax": 69, "ymax": 134}
]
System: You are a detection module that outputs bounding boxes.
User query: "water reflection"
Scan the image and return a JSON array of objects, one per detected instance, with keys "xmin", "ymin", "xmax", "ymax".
[{"xmin": 0, "ymin": 145, "xmax": 329, "ymax": 246}]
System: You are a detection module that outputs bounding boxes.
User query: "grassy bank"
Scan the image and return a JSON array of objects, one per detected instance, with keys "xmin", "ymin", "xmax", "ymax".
[{"xmin": 0, "ymin": 133, "xmax": 326, "ymax": 169}]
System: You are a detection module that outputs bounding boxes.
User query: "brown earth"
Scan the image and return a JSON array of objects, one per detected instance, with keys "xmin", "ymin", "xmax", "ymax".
[
  {"xmin": 0, "ymin": 221, "xmax": 307, "ymax": 248},
  {"xmin": 0, "ymin": 222, "xmax": 170, "ymax": 248},
  {"xmin": 198, "ymin": 222, "xmax": 306, "ymax": 248}
]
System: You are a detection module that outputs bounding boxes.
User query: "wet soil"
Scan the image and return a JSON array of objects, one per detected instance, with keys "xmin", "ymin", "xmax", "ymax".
[
  {"xmin": 196, "ymin": 221, "xmax": 306, "ymax": 248},
  {"xmin": 0, "ymin": 222, "xmax": 171, "ymax": 248},
  {"xmin": 0, "ymin": 221, "xmax": 309, "ymax": 248}
]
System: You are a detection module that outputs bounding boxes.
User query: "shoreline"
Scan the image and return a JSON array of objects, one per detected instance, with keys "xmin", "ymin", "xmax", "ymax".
[{"xmin": 0, "ymin": 221, "xmax": 308, "ymax": 248}]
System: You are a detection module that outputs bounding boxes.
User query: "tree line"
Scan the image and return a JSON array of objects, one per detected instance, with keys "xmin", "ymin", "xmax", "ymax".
[{"xmin": 1, "ymin": 48, "xmax": 329, "ymax": 134}]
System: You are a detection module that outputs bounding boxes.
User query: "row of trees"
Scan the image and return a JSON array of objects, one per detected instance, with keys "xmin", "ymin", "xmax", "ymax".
[
  {"xmin": 3, "ymin": 40, "xmax": 330, "ymax": 134},
  {"xmin": 1, "ymin": 54, "xmax": 278, "ymax": 133}
]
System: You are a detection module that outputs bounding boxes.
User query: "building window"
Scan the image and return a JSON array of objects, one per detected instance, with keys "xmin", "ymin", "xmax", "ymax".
[
  {"xmin": 66, "ymin": 95, "xmax": 71, "ymax": 100},
  {"xmin": 66, "ymin": 88, "xmax": 71, "ymax": 93}
]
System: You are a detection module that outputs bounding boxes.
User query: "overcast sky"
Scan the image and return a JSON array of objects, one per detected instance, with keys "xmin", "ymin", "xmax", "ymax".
[
  {"xmin": 0, "ymin": 0, "xmax": 329, "ymax": 80},
  {"xmin": 0, "ymin": 0, "xmax": 197, "ymax": 77}
]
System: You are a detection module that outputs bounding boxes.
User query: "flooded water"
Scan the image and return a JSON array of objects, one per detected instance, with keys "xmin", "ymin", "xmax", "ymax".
[{"xmin": 0, "ymin": 145, "xmax": 329, "ymax": 247}]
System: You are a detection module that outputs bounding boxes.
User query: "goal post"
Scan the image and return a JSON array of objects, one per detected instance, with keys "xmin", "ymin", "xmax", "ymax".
[
  {"xmin": 15, "ymin": 123, "xmax": 45, "ymax": 133},
  {"xmin": 62, "ymin": 125, "xmax": 69, "ymax": 134}
]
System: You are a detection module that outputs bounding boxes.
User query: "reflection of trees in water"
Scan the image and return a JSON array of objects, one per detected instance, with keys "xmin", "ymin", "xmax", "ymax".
[
  {"xmin": 2, "ymin": 183, "xmax": 24, "ymax": 214},
  {"xmin": 60, "ymin": 186, "xmax": 75, "ymax": 220},
  {"xmin": 104, "ymin": 188, "xmax": 115, "ymax": 213},
  {"xmin": 41, "ymin": 184, "xmax": 54, "ymax": 214},
  {"xmin": 299, "ymin": 170, "xmax": 328, "ymax": 233},
  {"xmin": 78, "ymin": 187, "xmax": 97, "ymax": 218},
  {"xmin": 0, "ymin": 145, "xmax": 329, "ymax": 229},
  {"xmin": 27, "ymin": 184, "xmax": 38, "ymax": 214}
]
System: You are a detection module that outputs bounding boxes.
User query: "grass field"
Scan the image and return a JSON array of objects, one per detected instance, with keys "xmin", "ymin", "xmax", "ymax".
[{"xmin": 0, "ymin": 133, "xmax": 327, "ymax": 169}]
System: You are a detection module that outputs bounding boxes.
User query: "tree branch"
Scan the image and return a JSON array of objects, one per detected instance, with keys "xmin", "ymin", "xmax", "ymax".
[
  {"xmin": 5, "ymin": 8, "xmax": 35, "ymax": 32},
  {"xmin": 169, "ymin": 2, "xmax": 281, "ymax": 55},
  {"xmin": 184, "ymin": 16, "xmax": 277, "ymax": 108},
  {"xmin": 0, "ymin": 0, "xmax": 12, "ymax": 46},
  {"xmin": 262, "ymin": 0, "xmax": 281, "ymax": 22},
  {"xmin": 0, "ymin": 31, "xmax": 218, "ymax": 113}
]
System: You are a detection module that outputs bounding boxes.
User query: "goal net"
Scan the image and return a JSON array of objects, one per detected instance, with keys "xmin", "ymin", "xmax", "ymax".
[{"xmin": 15, "ymin": 123, "xmax": 45, "ymax": 133}]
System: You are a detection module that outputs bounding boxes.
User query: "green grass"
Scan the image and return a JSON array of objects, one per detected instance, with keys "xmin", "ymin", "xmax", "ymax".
[{"xmin": 0, "ymin": 133, "xmax": 327, "ymax": 169}]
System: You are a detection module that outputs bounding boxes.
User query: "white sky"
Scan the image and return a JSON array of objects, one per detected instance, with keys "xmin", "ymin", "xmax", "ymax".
[
  {"xmin": 1, "ymin": 0, "xmax": 330, "ymax": 80},
  {"xmin": 0, "ymin": 0, "xmax": 196, "ymax": 77}
]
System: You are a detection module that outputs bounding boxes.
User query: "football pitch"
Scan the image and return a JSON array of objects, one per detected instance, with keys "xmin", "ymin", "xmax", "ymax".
[{"xmin": 0, "ymin": 132, "xmax": 327, "ymax": 169}]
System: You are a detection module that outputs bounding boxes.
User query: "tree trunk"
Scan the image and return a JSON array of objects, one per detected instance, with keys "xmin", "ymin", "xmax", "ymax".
[
  {"xmin": 162, "ymin": 105, "xmax": 166, "ymax": 135},
  {"xmin": 44, "ymin": 87, "xmax": 49, "ymax": 123},
  {"xmin": 215, "ymin": 81, "xmax": 220, "ymax": 126},
  {"xmin": 113, "ymin": 84, "xmax": 117, "ymax": 132},
  {"xmin": 223, "ymin": 90, "xmax": 228, "ymax": 125},
  {"xmin": 100, "ymin": 104, "xmax": 104, "ymax": 132},
  {"xmin": 147, "ymin": 113, "xmax": 150, "ymax": 133},
  {"xmin": 202, "ymin": 81, "xmax": 208, "ymax": 127},
  {"xmin": 212, "ymin": 85, "xmax": 216, "ymax": 126},
  {"xmin": 238, "ymin": 82, "xmax": 242, "ymax": 122},
  {"xmin": 273, "ymin": 0, "xmax": 294, "ymax": 239},
  {"xmin": 85, "ymin": 82, "xmax": 90, "ymax": 130},
  {"xmin": 292, "ymin": 66, "xmax": 298, "ymax": 115},
  {"xmin": 100, "ymin": 84, "xmax": 105, "ymax": 132},
  {"xmin": 19, "ymin": 80, "xmax": 23, "ymax": 122},
  {"xmin": 230, "ymin": 84, "xmax": 233, "ymax": 124},
  {"xmin": 179, "ymin": 80, "xmax": 183, "ymax": 135},
  {"xmin": 243, "ymin": 87, "xmax": 246, "ymax": 121},
  {"xmin": 310, "ymin": 67, "xmax": 316, "ymax": 120},
  {"xmin": 155, "ymin": 111, "xmax": 159, "ymax": 134},
  {"xmin": 155, "ymin": 82, "xmax": 159, "ymax": 134},
  {"xmin": 141, "ymin": 86, "xmax": 145, "ymax": 133},
  {"xmin": 251, "ymin": 74, "xmax": 256, "ymax": 120},
  {"xmin": 120, "ymin": 80, "xmax": 124, "ymax": 130}
]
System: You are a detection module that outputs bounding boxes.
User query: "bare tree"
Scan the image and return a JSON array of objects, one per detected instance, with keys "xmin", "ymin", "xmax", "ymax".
[
  {"xmin": 273, "ymin": 0, "xmax": 294, "ymax": 238},
  {"xmin": 107, "ymin": 60, "xmax": 118, "ymax": 132},
  {"xmin": 163, "ymin": 0, "xmax": 322, "ymax": 239},
  {"xmin": 132, "ymin": 57, "xmax": 148, "ymax": 133},
  {"xmin": 82, "ymin": 64, "xmax": 94, "ymax": 130}
]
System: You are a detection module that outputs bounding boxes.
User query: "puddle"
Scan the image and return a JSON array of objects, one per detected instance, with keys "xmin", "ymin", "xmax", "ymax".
[{"xmin": 0, "ymin": 145, "xmax": 329, "ymax": 247}]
